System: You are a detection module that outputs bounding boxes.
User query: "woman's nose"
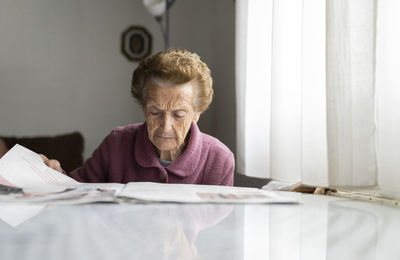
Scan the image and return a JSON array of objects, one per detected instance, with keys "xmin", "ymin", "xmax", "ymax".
[{"xmin": 160, "ymin": 114, "xmax": 173, "ymax": 131}]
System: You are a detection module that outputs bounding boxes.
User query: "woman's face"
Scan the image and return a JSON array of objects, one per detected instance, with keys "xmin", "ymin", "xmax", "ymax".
[{"xmin": 144, "ymin": 81, "xmax": 200, "ymax": 158}]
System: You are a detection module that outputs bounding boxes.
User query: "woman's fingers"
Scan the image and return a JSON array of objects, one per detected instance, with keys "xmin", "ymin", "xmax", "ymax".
[
  {"xmin": 39, "ymin": 154, "xmax": 63, "ymax": 173},
  {"xmin": 39, "ymin": 154, "xmax": 49, "ymax": 161}
]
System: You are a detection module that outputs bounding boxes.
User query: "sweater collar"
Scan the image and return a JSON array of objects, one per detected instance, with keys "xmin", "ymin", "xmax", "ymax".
[{"xmin": 135, "ymin": 122, "xmax": 202, "ymax": 177}]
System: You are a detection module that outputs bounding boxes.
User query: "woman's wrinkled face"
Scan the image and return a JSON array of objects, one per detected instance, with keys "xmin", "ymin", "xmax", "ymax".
[{"xmin": 144, "ymin": 81, "xmax": 200, "ymax": 156}]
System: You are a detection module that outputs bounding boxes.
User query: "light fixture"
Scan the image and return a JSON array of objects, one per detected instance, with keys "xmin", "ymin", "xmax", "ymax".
[{"xmin": 143, "ymin": 0, "xmax": 176, "ymax": 49}]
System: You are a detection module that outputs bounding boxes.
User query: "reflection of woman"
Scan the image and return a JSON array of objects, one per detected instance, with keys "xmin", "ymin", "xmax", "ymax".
[
  {"xmin": 42, "ymin": 49, "xmax": 234, "ymax": 185},
  {"xmin": 93, "ymin": 204, "xmax": 233, "ymax": 259},
  {"xmin": 144, "ymin": 209, "xmax": 202, "ymax": 260}
]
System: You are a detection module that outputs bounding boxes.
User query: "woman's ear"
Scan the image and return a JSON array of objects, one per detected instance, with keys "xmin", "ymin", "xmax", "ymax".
[{"xmin": 193, "ymin": 112, "xmax": 200, "ymax": 123}]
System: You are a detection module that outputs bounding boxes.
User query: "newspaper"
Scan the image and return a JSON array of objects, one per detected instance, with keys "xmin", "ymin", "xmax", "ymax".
[
  {"xmin": 0, "ymin": 144, "xmax": 298, "ymax": 205},
  {"xmin": 118, "ymin": 182, "xmax": 298, "ymax": 204},
  {"xmin": 0, "ymin": 144, "xmax": 78, "ymax": 193},
  {"xmin": 0, "ymin": 144, "xmax": 123, "ymax": 204}
]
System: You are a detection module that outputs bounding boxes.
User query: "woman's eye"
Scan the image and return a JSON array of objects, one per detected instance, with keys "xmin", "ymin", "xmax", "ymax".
[
  {"xmin": 150, "ymin": 111, "xmax": 160, "ymax": 116},
  {"xmin": 174, "ymin": 113, "xmax": 185, "ymax": 118}
]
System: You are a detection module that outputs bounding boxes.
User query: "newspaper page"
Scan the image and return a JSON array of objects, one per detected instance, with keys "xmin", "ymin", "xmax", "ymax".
[
  {"xmin": 0, "ymin": 144, "xmax": 123, "ymax": 203},
  {"xmin": 118, "ymin": 182, "xmax": 299, "ymax": 204},
  {"xmin": 0, "ymin": 144, "xmax": 78, "ymax": 192}
]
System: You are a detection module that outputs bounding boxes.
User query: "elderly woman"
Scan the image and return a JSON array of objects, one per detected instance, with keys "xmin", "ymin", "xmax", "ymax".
[{"xmin": 42, "ymin": 49, "xmax": 234, "ymax": 186}]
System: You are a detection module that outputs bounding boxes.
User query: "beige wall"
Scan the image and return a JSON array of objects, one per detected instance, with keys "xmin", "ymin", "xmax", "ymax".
[{"xmin": 0, "ymin": 0, "xmax": 236, "ymax": 159}]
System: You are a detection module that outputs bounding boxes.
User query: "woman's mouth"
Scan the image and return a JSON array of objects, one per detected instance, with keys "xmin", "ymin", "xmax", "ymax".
[{"xmin": 157, "ymin": 135, "xmax": 174, "ymax": 139}]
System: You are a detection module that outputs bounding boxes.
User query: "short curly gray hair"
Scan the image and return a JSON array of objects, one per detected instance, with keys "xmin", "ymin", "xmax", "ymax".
[{"xmin": 131, "ymin": 48, "xmax": 213, "ymax": 113}]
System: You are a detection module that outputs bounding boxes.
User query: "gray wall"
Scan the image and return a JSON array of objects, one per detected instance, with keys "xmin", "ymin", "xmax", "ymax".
[{"xmin": 0, "ymin": 0, "xmax": 236, "ymax": 159}]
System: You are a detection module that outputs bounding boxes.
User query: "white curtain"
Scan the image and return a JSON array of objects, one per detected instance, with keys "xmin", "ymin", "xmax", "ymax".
[
  {"xmin": 236, "ymin": 0, "xmax": 384, "ymax": 189},
  {"xmin": 235, "ymin": 0, "xmax": 272, "ymax": 179},
  {"xmin": 376, "ymin": 0, "xmax": 400, "ymax": 199}
]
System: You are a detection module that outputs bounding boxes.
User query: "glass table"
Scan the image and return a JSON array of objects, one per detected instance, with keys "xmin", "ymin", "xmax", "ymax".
[{"xmin": 0, "ymin": 192, "xmax": 399, "ymax": 259}]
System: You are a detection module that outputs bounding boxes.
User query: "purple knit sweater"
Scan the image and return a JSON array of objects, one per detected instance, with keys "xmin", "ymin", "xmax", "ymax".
[{"xmin": 67, "ymin": 122, "xmax": 234, "ymax": 186}]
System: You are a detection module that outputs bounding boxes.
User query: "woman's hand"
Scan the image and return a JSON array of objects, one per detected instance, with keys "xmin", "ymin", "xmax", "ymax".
[{"xmin": 39, "ymin": 154, "xmax": 63, "ymax": 173}]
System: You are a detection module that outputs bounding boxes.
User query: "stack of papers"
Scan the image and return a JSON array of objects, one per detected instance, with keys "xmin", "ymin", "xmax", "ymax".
[{"xmin": 0, "ymin": 144, "xmax": 298, "ymax": 205}]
